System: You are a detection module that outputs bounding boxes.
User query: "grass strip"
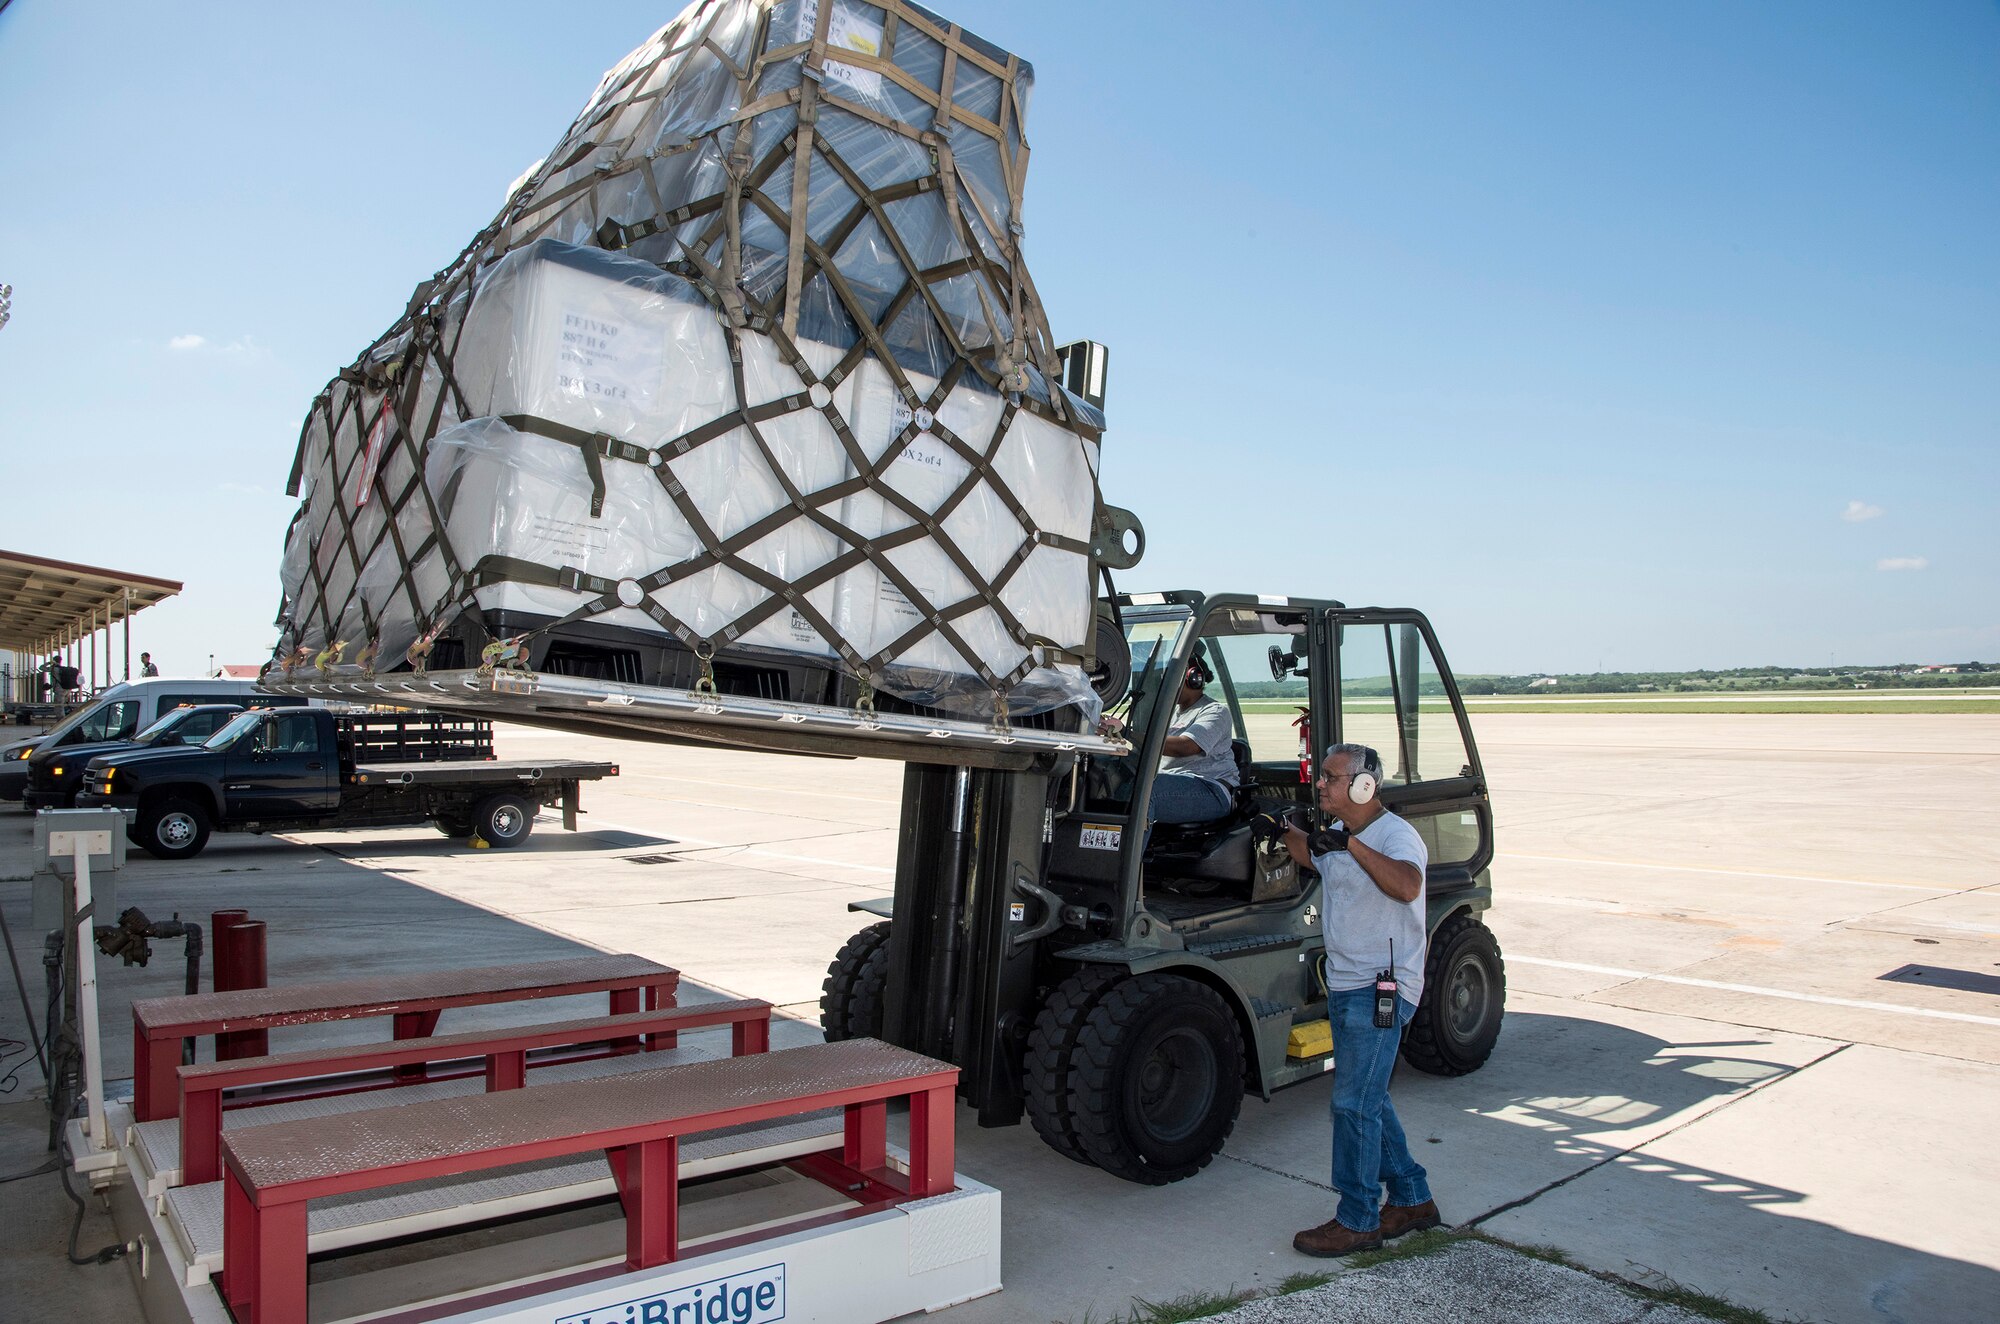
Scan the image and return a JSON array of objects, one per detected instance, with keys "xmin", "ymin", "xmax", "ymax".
[{"xmin": 1071, "ymin": 1228, "xmax": 1787, "ymax": 1323}]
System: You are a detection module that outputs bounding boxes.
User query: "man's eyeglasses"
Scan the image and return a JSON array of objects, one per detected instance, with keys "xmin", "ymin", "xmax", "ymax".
[{"xmin": 1316, "ymin": 770, "xmax": 1356, "ymax": 784}]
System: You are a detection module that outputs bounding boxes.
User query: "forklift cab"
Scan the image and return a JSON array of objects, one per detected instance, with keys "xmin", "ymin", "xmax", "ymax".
[
  {"xmin": 827, "ymin": 589, "xmax": 1503, "ymax": 1184},
  {"xmin": 1058, "ymin": 591, "xmax": 1492, "ymax": 936}
]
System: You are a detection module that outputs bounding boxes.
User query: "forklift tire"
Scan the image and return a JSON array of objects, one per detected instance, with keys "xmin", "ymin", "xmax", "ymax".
[
  {"xmin": 472, "ymin": 793, "xmax": 535, "ymax": 848},
  {"xmin": 1068, "ymin": 973, "xmax": 1245, "ymax": 1185},
  {"xmin": 820, "ymin": 922, "xmax": 892, "ymax": 1042},
  {"xmin": 1024, "ymin": 965, "xmax": 1128, "ymax": 1165},
  {"xmin": 137, "ymin": 797, "xmax": 211, "ymax": 861},
  {"xmin": 1401, "ymin": 912, "xmax": 1506, "ymax": 1076}
]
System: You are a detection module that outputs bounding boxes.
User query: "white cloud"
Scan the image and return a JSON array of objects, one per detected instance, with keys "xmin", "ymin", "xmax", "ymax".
[
  {"xmin": 1877, "ymin": 556, "xmax": 1928, "ymax": 572},
  {"xmin": 1841, "ymin": 500, "xmax": 1883, "ymax": 522},
  {"xmin": 164, "ymin": 332, "xmax": 270, "ymax": 362}
]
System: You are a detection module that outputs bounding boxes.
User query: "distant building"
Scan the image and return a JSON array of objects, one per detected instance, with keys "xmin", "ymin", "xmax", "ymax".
[
  {"xmin": 220, "ymin": 664, "xmax": 263, "ymax": 679},
  {"xmin": 1528, "ymin": 677, "xmax": 1560, "ymax": 688}
]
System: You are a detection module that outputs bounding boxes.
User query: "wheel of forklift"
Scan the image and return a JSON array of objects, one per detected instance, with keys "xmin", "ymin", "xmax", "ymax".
[
  {"xmin": 471, "ymin": 793, "xmax": 535, "ymax": 848},
  {"xmin": 1023, "ymin": 964, "xmax": 1128, "ymax": 1165},
  {"xmin": 1044, "ymin": 971, "xmax": 1245, "ymax": 1184},
  {"xmin": 1401, "ymin": 912, "xmax": 1506, "ymax": 1075},
  {"xmin": 820, "ymin": 922, "xmax": 892, "ymax": 1041}
]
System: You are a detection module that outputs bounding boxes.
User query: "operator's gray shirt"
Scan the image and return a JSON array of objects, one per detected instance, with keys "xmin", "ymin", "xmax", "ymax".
[
  {"xmin": 1160, "ymin": 696, "xmax": 1238, "ymax": 787},
  {"xmin": 1314, "ymin": 810, "xmax": 1429, "ymax": 1004}
]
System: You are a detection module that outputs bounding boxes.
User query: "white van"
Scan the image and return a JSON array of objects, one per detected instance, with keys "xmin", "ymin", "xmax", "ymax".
[{"xmin": 0, "ymin": 679, "xmax": 310, "ymax": 803}]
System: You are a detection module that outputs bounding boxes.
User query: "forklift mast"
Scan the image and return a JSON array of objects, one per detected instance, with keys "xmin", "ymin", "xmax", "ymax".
[{"xmin": 880, "ymin": 763, "xmax": 1058, "ymax": 1126}]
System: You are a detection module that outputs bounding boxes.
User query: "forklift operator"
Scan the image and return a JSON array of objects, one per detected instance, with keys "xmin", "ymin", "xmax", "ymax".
[{"xmin": 1099, "ymin": 645, "xmax": 1237, "ymax": 824}]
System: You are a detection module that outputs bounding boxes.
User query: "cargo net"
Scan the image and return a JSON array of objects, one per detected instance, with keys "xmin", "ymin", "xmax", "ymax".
[{"xmin": 278, "ymin": 0, "xmax": 1108, "ymax": 722}]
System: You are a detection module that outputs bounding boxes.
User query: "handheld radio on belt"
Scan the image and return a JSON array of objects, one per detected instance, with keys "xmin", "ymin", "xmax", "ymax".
[{"xmin": 1374, "ymin": 939, "xmax": 1399, "ymax": 1029}]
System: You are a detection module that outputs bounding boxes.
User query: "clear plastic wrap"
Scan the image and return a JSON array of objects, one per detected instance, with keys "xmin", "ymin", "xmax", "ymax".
[{"xmin": 279, "ymin": 0, "xmax": 1108, "ymax": 722}]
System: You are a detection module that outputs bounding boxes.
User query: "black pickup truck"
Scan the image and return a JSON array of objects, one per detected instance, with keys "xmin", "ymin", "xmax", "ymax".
[
  {"xmin": 77, "ymin": 709, "xmax": 618, "ymax": 860},
  {"xmin": 24, "ymin": 703, "xmax": 246, "ymax": 811}
]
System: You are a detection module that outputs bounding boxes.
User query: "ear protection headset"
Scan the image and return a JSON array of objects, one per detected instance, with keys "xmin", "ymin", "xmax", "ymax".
[
  {"xmin": 1184, "ymin": 645, "xmax": 1214, "ymax": 690},
  {"xmin": 1337, "ymin": 745, "xmax": 1383, "ymax": 805}
]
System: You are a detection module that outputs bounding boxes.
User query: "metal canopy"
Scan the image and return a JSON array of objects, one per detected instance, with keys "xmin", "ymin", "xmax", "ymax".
[{"xmin": 0, "ymin": 549, "xmax": 181, "ymax": 651}]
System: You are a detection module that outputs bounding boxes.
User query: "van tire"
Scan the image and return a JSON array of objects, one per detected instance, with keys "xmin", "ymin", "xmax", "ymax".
[{"xmin": 138, "ymin": 797, "xmax": 210, "ymax": 861}]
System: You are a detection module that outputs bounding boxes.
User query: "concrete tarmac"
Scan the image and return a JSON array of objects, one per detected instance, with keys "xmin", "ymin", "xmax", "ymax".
[{"xmin": 0, "ymin": 713, "xmax": 1994, "ymax": 1323}]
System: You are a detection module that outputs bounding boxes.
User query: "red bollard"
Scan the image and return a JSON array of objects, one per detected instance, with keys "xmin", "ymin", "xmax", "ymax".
[
  {"xmin": 211, "ymin": 910, "xmax": 248, "ymax": 987},
  {"xmin": 210, "ymin": 911, "xmax": 247, "ymax": 1062},
  {"xmin": 233, "ymin": 922, "xmax": 269, "ymax": 1058},
  {"xmin": 213, "ymin": 914, "xmax": 270, "ymax": 1059}
]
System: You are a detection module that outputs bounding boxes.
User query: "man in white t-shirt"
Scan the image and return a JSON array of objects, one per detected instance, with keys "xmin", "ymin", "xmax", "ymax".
[
  {"xmin": 1101, "ymin": 645, "xmax": 1238, "ymax": 824},
  {"xmin": 1282, "ymin": 743, "xmax": 1440, "ymax": 1257}
]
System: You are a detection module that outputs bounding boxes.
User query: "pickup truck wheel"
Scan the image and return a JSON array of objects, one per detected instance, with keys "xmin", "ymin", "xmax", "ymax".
[
  {"xmin": 1024, "ymin": 965, "xmax": 1125, "ymax": 1165},
  {"xmin": 472, "ymin": 794, "xmax": 534, "ymax": 847},
  {"xmin": 1068, "ymin": 973, "xmax": 1244, "ymax": 1185},
  {"xmin": 138, "ymin": 797, "xmax": 210, "ymax": 860},
  {"xmin": 820, "ymin": 922, "xmax": 891, "ymax": 1041},
  {"xmin": 1401, "ymin": 912, "xmax": 1506, "ymax": 1076}
]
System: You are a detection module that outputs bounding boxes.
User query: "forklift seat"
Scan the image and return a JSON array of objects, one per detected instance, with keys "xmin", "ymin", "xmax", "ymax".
[{"xmin": 1145, "ymin": 741, "xmax": 1260, "ymax": 892}]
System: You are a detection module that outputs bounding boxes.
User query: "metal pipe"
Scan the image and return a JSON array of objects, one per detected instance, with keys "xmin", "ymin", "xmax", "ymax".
[
  {"xmin": 927, "ymin": 766, "xmax": 973, "ymax": 1046},
  {"xmin": 71, "ymin": 845, "xmax": 109, "ymax": 1151},
  {"xmin": 43, "ymin": 930, "xmax": 66, "ymax": 1151}
]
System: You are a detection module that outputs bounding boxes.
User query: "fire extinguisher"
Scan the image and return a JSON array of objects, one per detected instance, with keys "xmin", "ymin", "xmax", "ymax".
[{"xmin": 1293, "ymin": 706, "xmax": 1312, "ymax": 784}]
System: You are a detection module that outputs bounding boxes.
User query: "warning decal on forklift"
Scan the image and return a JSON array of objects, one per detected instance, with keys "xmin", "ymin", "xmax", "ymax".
[
  {"xmin": 555, "ymin": 1261, "xmax": 784, "ymax": 1323},
  {"xmin": 1079, "ymin": 823, "xmax": 1122, "ymax": 851}
]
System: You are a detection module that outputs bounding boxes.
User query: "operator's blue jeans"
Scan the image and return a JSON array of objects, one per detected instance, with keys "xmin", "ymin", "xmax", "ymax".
[
  {"xmin": 1149, "ymin": 772, "xmax": 1231, "ymax": 824},
  {"xmin": 1328, "ymin": 986, "xmax": 1430, "ymax": 1232}
]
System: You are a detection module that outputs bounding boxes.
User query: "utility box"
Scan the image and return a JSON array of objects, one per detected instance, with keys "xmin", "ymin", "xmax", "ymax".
[{"xmin": 32, "ymin": 806, "xmax": 124, "ymax": 928}]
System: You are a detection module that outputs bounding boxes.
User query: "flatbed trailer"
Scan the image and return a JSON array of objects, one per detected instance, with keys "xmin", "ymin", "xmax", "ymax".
[{"xmin": 77, "ymin": 707, "xmax": 617, "ymax": 858}]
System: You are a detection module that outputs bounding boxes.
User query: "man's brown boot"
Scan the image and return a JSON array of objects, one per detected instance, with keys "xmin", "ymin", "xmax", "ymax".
[
  {"xmin": 1292, "ymin": 1217, "xmax": 1384, "ymax": 1258},
  {"xmin": 1377, "ymin": 1199, "xmax": 1443, "ymax": 1240}
]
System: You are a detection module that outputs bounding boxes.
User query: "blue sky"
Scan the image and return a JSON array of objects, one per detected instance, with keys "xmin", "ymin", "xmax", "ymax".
[{"xmin": 1, "ymin": 1, "xmax": 1993, "ymax": 676}]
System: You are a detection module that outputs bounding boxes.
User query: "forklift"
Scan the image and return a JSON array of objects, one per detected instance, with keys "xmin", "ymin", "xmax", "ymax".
[{"xmin": 822, "ymin": 590, "xmax": 1506, "ymax": 1184}]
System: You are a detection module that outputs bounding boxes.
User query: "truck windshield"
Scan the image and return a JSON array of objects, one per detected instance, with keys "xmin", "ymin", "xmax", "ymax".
[
  {"xmin": 37, "ymin": 686, "xmax": 136, "ymax": 744},
  {"xmin": 135, "ymin": 709, "xmax": 195, "ymax": 742},
  {"xmin": 204, "ymin": 711, "xmax": 267, "ymax": 750}
]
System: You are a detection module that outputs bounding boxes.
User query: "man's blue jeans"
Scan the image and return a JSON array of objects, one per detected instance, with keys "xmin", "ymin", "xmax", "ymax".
[
  {"xmin": 1149, "ymin": 772, "xmax": 1231, "ymax": 824},
  {"xmin": 1327, "ymin": 986, "xmax": 1430, "ymax": 1232}
]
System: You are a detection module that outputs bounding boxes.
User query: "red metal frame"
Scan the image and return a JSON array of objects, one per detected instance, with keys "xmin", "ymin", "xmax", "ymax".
[
  {"xmin": 177, "ymin": 1001, "xmax": 771, "ymax": 1187},
  {"xmin": 216, "ymin": 1043, "xmax": 958, "ymax": 1324},
  {"xmin": 132, "ymin": 957, "xmax": 678, "ymax": 1122}
]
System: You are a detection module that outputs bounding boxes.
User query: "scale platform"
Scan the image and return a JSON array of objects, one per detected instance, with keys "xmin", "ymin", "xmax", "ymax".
[{"xmin": 94, "ymin": 1045, "xmax": 1001, "ymax": 1324}]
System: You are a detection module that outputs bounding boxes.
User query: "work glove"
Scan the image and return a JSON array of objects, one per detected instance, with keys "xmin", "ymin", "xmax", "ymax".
[{"xmin": 1308, "ymin": 826, "xmax": 1350, "ymax": 855}]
